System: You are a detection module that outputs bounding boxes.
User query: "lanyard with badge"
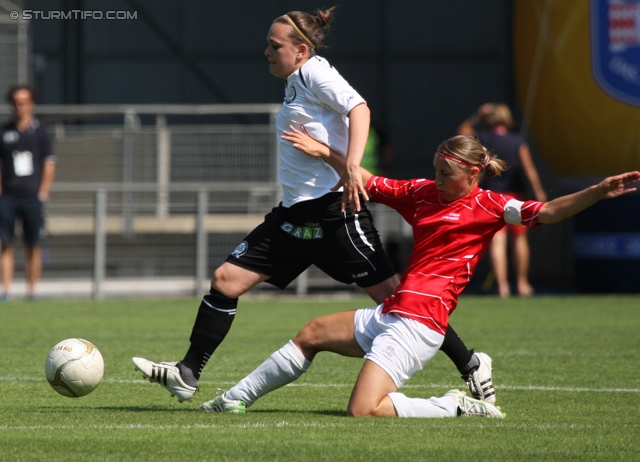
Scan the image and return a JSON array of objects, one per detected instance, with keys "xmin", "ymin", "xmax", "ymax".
[
  {"xmin": 12, "ymin": 150, "xmax": 34, "ymax": 176},
  {"xmin": 4, "ymin": 128, "xmax": 35, "ymax": 177}
]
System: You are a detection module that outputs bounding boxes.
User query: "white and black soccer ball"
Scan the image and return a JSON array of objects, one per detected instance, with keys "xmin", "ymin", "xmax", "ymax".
[{"xmin": 44, "ymin": 338, "xmax": 104, "ymax": 398}]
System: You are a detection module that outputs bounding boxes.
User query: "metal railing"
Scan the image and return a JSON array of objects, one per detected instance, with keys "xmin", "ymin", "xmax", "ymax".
[
  {"xmin": 42, "ymin": 183, "xmax": 407, "ymax": 300},
  {"xmin": 51, "ymin": 182, "xmax": 280, "ymax": 299},
  {"xmin": 1, "ymin": 104, "xmax": 408, "ymax": 299}
]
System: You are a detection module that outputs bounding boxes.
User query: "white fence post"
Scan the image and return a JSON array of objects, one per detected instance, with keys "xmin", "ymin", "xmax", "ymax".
[
  {"xmin": 93, "ymin": 189, "xmax": 107, "ymax": 300},
  {"xmin": 196, "ymin": 189, "xmax": 208, "ymax": 296},
  {"xmin": 295, "ymin": 269, "xmax": 309, "ymax": 296},
  {"xmin": 122, "ymin": 110, "xmax": 139, "ymax": 237},
  {"xmin": 156, "ymin": 115, "xmax": 171, "ymax": 217}
]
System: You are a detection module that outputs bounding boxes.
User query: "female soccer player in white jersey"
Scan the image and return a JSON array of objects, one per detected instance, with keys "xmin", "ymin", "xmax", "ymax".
[
  {"xmin": 132, "ymin": 8, "xmax": 493, "ymax": 405},
  {"xmin": 200, "ymin": 132, "xmax": 640, "ymax": 418}
]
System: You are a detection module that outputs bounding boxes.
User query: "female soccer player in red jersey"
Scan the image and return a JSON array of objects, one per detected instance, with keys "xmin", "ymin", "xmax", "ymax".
[{"xmin": 200, "ymin": 130, "xmax": 639, "ymax": 418}]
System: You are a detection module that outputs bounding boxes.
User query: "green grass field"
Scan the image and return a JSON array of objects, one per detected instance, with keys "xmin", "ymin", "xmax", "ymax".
[{"xmin": 2, "ymin": 294, "xmax": 639, "ymax": 461}]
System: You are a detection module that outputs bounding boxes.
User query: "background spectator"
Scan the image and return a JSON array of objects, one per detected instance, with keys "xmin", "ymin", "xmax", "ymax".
[
  {"xmin": 0, "ymin": 85, "xmax": 56, "ymax": 300},
  {"xmin": 459, "ymin": 103, "xmax": 547, "ymax": 297}
]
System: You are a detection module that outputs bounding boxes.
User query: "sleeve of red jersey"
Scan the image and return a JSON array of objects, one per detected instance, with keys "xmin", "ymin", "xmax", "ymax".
[
  {"xmin": 366, "ymin": 176, "xmax": 425, "ymax": 225},
  {"xmin": 502, "ymin": 197, "xmax": 544, "ymax": 227},
  {"xmin": 519, "ymin": 200, "xmax": 545, "ymax": 227},
  {"xmin": 366, "ymin": 176, "xmax": 419, "ymax": 204}
]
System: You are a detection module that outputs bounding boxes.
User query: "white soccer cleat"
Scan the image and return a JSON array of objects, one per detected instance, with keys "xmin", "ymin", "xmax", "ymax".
[
  {"xmin": 199, "ymin": 389, "xmax": 246, "ymax": 414},
  {"xmin": 445, "ymin": 389, "xmax": 504, "ymax": 418},
  {"xmin": 132, "ymin": 357, "xmax": 197, "ymax": 403},
  {"xmin": 464, "ymin": 352, "xmax": 496, "ymax": 403}
]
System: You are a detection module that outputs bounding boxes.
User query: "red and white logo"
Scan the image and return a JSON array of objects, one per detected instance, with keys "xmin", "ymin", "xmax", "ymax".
[
  {"xmin": 608, "ymin": 1, "xmax": 640, "ymax": 51},
  {"xmin": 591, "ymin": 0, "xmax": 640, "ymax": 105}
]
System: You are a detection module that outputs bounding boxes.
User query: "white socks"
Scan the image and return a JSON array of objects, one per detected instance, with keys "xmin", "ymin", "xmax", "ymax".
[
  {"xmin": 388, "ymin": 392, "xmax": 459, "ymax": 418},
  {"xmin": 223, "ymin": 340, "xmax": 459, "ymax": 417},
  {"xmin": 226, "ymin": 340, "xmax": 311, "ymax": 407}
]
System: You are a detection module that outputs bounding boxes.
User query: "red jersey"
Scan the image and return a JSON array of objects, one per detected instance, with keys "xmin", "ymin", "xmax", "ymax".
[{"xmin": 367, "ymin": 176, "xmax": 544, "ymax": 334}]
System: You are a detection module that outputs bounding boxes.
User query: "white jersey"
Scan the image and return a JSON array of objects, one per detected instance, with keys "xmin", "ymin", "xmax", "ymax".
[{"xmin": 276, "ymin": 56, "xmax": 366, "ymax": 207}]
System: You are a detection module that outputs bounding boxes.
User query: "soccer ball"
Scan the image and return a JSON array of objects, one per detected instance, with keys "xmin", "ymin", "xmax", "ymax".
[{"xmin": 45, "ymin": 338, "xmax": 104, "ymax": 398}]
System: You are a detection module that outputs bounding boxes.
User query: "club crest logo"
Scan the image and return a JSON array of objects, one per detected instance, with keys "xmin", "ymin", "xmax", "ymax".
[
  {"xmin": 591, "ymin": 0, "xmax": 640, "ymax": 106},
  {"xmin": 285, "ymin": 84, "xmax": 297, "ymax": 104},
  {"xmin": 382, "ymin": 345, "xmax": 395, "ymax": 359},
  {"xmin": 231, "ymin": 240, "xmax": 248, "ymax": 258}
]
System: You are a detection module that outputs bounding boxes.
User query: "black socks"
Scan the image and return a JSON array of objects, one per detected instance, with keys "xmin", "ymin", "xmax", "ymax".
[
  {"xmin": 180, "ymin": 287, "xmax": 238, "ymax": 386},
  {"xmin": 457, "ymin": 350, "xmax": 480, "ymax": 377},
  {"xmin": 439, "ymin": 324, "xmax": 478, "ymax": 376}
]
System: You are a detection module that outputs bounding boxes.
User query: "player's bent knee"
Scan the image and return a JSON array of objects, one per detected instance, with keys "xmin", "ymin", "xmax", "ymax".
[
  {"xmin": 210, "ymin": 264, "xmax": 257, "ymax": 298},
  {"xmin": 209, "ymin": 281, "xmax": 242, "ymax": 299},
  {"xmin": 292, "ymin": 321, "xmax": 320, "ymax": 350},
  {"xmin": 347, "ymin": 403, "xmax": 378, "ymax": 417},
  {"xmin": 294, "ymin": 317, "xmax": 329, "ymax": 347}
]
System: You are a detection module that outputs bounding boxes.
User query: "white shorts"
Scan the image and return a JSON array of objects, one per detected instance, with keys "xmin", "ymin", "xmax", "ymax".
[{"xmin": 353, "ymin": 304, "xmax": 444, "ymax": 388}]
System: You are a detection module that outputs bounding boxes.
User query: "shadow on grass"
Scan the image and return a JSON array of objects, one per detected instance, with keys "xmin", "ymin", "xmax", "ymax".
[
  {"xmin": 92, "ymin": 406, "xmax": 200, "ymax": 412},
  {"xmin": 248, "ymin": 409, "xmax": 347, "ymax": 417},
  {"xmin": 36, "ymin": 405, "xmax": 201, "ymax": 413},
  {"xmin": 41, "ymin": 405, "xmax": 348, "ymax": 417}
]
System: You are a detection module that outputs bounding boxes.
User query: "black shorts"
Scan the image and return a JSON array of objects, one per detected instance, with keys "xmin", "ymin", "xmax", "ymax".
[
  {"xmin": 225, "ymin": 192, "xmax": 396, "ymax": 289},
  {"xmin": 0, "ymin": 195, "xmax": 44, "ymax": 246}
]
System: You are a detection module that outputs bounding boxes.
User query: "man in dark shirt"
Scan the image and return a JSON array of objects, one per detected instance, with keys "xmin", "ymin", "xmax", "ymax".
[{"xmin": 0, "ymin": 85, "xmax": 56, "ymax": 300}]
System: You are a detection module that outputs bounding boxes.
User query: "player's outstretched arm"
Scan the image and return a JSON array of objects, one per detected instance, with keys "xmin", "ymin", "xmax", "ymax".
[
  {"xmin": 282, "ymin": 125, "xmax": 336, "ymax": 162},
  {"xmin": 537, "ymin": 171, "xmax": 640, "ymax": 224},
  {"xmin": 338, "ymin": 103, "xmax": 371, "ymax": 212}
]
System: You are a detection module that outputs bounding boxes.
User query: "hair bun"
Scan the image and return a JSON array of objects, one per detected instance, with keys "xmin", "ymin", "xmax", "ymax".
[{"xmin": 313, "ymin": 7, "xmax": 336, "ymax": 28}]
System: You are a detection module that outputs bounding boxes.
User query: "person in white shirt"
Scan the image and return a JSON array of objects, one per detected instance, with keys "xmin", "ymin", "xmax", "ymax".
[{"xmin": 132, "ymin": 7, "xmax": 493, "ymax": 405}]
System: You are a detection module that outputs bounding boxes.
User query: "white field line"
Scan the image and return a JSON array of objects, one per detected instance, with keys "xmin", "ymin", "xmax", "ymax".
[
  {"xmin": 2, "ymin": 375, "xmax": 640, "ymax": 394},
  {"xmin": 0, "ymin": 421, "xmax": 622, "ymax": 432},
  {"xmin": 1, "ymin": 376, "xmax": 637, "ymax": 432}
]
